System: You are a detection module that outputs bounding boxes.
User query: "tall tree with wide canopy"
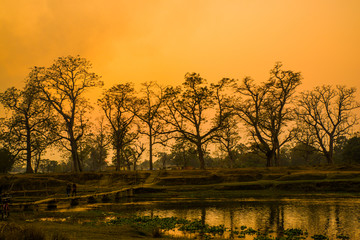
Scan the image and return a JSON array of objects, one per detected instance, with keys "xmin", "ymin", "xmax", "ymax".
[
  {"xmin": 233, "ymin": 63, "xmax": 302, "ymax": 167},
  {"xmin": 163, "ymin": 73, "xmax": 232, "ymax": 169},
  {"xmin": 98, "ymin": 83, "xmax": 139, "ymax": 171},
  {"xmin": 296, "ymin": 85, "xmax": 359, "ymax": 164},
  {"xmin": 0, "ymin": 72, "xmax": 56, "ymax": 173},
  {"xmin": 34, "ymin": 56, "xmax": 103, "ymax": 172}
]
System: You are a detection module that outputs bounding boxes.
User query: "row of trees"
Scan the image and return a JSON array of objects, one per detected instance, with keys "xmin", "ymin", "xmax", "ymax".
[{"xmin": 0, "ymin": 56, "xmax": 359, "ymax": 173}]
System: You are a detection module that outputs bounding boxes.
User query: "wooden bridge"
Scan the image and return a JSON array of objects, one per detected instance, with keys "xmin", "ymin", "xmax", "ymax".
[{"xmin": 12, "ymin": 186, "xmax": 136, "ymax": 211}]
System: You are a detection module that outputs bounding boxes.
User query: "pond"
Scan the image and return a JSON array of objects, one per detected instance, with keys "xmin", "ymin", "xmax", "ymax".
[{"xmin": 94, "ymin": 196, "xmax": 360, "ymax": 239}]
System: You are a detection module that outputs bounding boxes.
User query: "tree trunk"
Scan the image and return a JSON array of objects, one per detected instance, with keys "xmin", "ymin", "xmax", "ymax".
[
  {"xmin": 25, "ymin": 123, "xmax": 33, "ymax": 173},
  {"xmin": 228, "ymin": 148, "xmax": 235, "ymax": 168},
  {"xmin": 69, "ymin": 131, "xmax": 81, "ymax": 172},
  {"xmin": 266, "ymin": 150, "xmax": 275, "ymax": 167},
  {"xmin": 115, "ymin": 146, "xmax": 121, "ymax": 171},
  {"xmin": 67, "ymin": 122, "xmax": 82, "ymax": 172},
  {"xmin": 328, "ymin": 138, "xmax": 334, "ymax": 164},
  {"xmin": 149, "ymin": 127, "xmax": 153, "ymax": 170},
  {"xmin": 34, "ymin": 153, "xmax": 41, "ymax": 173},
  {"xmin": 325, "ymin": 152, "xmax": 333, "ymax": 164},
  {"xmin": 197, "ymin": 143, "xmax": 205, "ymax": 169},
  {"xmin": 274, "ymin": 139, "xmax": 280, "ymax": 167},
  {"xmin": 274, "ymin": 151, "xmax": 280, "ymax": 167},
  {"xmin": 71, "ymin": 141, "xmax": 81, "ymax": 172}
]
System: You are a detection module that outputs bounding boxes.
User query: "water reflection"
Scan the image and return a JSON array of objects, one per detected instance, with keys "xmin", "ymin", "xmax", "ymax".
[{"xmin": 110, "ymin": 197, "xmax": 360, "ymax": 239}]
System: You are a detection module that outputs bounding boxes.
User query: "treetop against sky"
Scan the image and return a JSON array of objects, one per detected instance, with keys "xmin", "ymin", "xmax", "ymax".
[{"xmin": 0, "ymin": 0, "xmax": 359, "ymax": 100}]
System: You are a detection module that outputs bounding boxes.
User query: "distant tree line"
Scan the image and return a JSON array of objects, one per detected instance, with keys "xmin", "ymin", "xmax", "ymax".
[{"xmin": 0, "ymin": 56, "xmax": 359, "ymax": 173}]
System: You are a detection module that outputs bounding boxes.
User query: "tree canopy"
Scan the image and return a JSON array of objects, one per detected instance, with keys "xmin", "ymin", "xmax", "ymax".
[{"xmin": 1, "ymin": 59, "xmax": 360, "ymax": 172}]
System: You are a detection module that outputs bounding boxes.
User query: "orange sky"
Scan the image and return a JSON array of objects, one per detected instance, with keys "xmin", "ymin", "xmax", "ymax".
[{"xmin": 1, "ymin": 0, "xmax": 360, "ymax": 96}]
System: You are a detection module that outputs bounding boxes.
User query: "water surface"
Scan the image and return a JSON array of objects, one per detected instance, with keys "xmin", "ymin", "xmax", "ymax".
[{"xmin": 97, "ymin": 196, "xmax": 360, "ymax": 239}]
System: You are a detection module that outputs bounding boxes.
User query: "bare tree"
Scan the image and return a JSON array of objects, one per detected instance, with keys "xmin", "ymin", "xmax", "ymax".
[
  {"xmin": 163, "ymin": 73, "xmax": 232, "ymax": 169},
  {"xmin": 296, "ymin": 85, "xmax": 359, "ymax": 164},
  {"xmin": 123, "ymin": 142, "xmax": 145, "ymax": 171},
  {"xmin": 133, "ymin": 81, "xmax": 165, "ymax": 170},
  {"xmin": 88, "ymin": 116, "xmax": 110, "ymax": 171},
  {"xmin": 98, "ymin": 83, "xmax": 139, "ymax": 171},
  {"xmin": 213, "ymin": 116, "xmax": 241, "ymax": 168},
  {"xmin": 233, "ymin": 63, "xmax": 302, "ymax": 167},
  {"xmin": 34, "ymin": 56, "xmax": 103, "ymax": 172}
]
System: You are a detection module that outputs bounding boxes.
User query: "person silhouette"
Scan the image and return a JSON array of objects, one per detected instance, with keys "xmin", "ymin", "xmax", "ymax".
[
  {"xmin": 72, "ymin": 183, "xmax": 77, "ymax": 197},
  {"xmin": 66, "ymin": 184, "xmax": 71, "ymax": 197}
]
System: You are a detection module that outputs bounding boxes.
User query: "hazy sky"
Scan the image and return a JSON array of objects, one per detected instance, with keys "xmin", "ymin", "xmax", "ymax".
[{"xmin": 1, "ymin": 0, "xmax": 360, "ymax": 95}]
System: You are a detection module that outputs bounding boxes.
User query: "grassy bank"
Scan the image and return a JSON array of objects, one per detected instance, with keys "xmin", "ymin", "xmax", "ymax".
[
  {"xmin": 2, "ymin": 165, "xmax": 360, "ymax": 203},
  {"xmin": 1, "ymin": 165, "xmax": 360, "ymax": 239}
]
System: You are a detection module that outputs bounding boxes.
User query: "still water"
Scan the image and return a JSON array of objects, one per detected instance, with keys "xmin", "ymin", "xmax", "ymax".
[{"xmin": 99, "ymin": 196, "xmax": 360, "ymax": 239}]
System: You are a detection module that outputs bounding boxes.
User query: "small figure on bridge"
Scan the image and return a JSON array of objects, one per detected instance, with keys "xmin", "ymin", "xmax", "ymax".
[
  {"xmin": 72, "ymin": 183, "xmax": 77, "ymax": 197},
  {"xmin": 1, "ymin": 198, "xmax": 9, "ymax": 219},
  {"xmin": 66, "ymin": 184, "xmax": 71, "ymax": 197}
]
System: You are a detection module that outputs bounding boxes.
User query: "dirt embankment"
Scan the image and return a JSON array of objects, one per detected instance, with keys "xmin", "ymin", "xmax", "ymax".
[
  {"xmin": 153, "ymin": 165, "xmax": 360, "ymax": 193},
  {"xmin": 2, "ymin": 165, "xmax": 360, "ymax": 199},
  {"xmin": 0, "ymin": 172, "xmax": 150, "ymax": 202}
]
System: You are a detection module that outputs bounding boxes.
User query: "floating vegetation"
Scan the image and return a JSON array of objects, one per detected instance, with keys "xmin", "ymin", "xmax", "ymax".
[
  {"xmin": 336, "ymin": 235, "xmax": 350, "ymax": 240},
  {"xmin": 311, "ymin": 235, "xmax": 329, "ymax": 240},
  {"xmin": 105, "ymin": 215, "xmax": 351, "ymax": 240}
]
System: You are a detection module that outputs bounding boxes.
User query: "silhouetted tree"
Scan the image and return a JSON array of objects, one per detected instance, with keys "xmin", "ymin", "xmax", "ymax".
[
  {"xmin": 233, "ymin": 63, "xmax": 302, "ymax": 167},
  {"xmin": 155, "ymin": 139, "xmax": 200, "ymax": 169},
  {"xmin": 133, "ymin": 82, "xmax": 166, "ymax": 170},
  {"xmin": 88, "ymin": 117, "xmax": 110, "ymax": 171},
  {"xmin": 289, "ymin": 143, "xmax": 324, "ymax": 166},
  {"xmin": 171, "ymin": 138, "xmax": 199, "ymax": 168},
  {"xmin": 213, "ymin": 116, "xmax": 241, "ymax": 168},
  {"xmin": 38, "ymin": 159, "xmax": 58, "ymax": 173},
  {"xmin": 34, "ymin": 56, "xmax": 103, "ymax": 172},
  {"xmin": 296, "ymin": 85, "xmax": 359, "ymax": 164},
  {"xmin": 98, "ymin": 83, "xmax": 139, "ymax": 171},
  {"xmin": 163, "ymin": 73, "xmax": 232, "ymax": 169},
  {"xmin": 78, "ymin": 117, "xmax": 110, "ymax": 171},
  {"xmin": 123, "ymin": 142, "xmax": 145, "ymax": 170},
  {"xmin": 0, "ymin": 73, "xmax": 56, "ymax": 173},
  {"xmin": 341, "ymin": 136, "xmax": 360, "ymax": 164},
  {"xmin": 0, "ymin": 148, "xmax": 16, "ymax": 173}
]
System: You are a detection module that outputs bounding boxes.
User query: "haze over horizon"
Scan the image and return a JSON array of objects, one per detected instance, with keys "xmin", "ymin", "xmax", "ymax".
[{"xmin": 1, "ymin": 0, "xmax": 359, "ymax": 96}]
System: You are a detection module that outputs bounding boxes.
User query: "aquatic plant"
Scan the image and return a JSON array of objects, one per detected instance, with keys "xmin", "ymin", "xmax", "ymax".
[
  {"xmin": 336, "ymin": 235, "xmax": 350, "ymax": 240},
  {"xmin": 311, "ymin": 235, "xmax": 329, "ymax": 240},
  {"xmin": 106, "ymin": 215, "xmax": 351, "ymax": 240}
]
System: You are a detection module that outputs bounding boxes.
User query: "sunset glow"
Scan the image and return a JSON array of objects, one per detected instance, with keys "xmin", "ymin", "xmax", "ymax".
[
  {"xmin": 2, "ymin": 2, "xmax": 360, "ymax": 237},
  {"xmin": 1, "ymin": 0, "xmax": 359, "ymax": 93}
]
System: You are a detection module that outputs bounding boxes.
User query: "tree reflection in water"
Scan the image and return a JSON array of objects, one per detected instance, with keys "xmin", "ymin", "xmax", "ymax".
[{"xmin": 124, "ymin": 198, "xmax": 359, "ymax": 239}]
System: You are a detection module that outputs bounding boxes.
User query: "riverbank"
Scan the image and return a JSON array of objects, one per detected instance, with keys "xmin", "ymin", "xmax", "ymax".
[
  {"xmin": 2, "ymin": 165, "xmax": 360, "ymax": 203},
  {"xmin": 1, "ymin": 165, "xmax": 360, "ymax": 239}
]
